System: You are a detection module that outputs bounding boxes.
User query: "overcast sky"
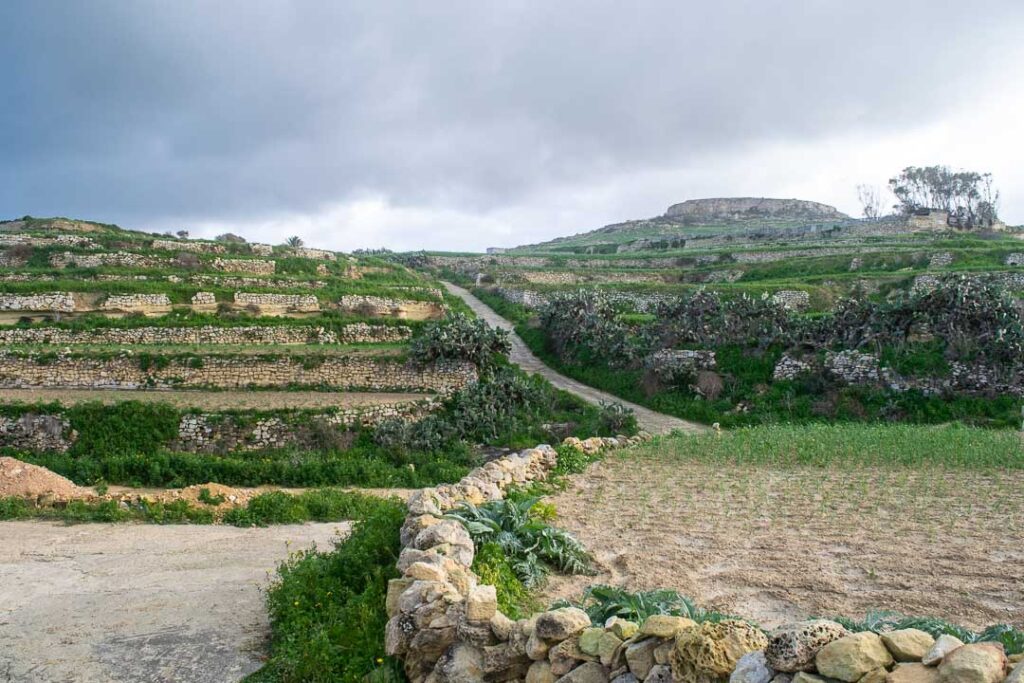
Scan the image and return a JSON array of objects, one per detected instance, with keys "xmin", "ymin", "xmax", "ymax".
[{"xmin": 2, "ymin": 1, "xmax": 1023, "ymax": 251}]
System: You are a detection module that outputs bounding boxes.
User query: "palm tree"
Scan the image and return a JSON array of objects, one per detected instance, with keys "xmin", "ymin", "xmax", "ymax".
[{"xmin": 285, "ymin": 236, "xmax": 304, "ymax": 248}]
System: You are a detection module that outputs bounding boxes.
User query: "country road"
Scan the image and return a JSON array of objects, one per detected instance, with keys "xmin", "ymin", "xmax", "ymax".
[{"xmin": 442, "ymin": 282, "xmax": 705, "ymax": 436}]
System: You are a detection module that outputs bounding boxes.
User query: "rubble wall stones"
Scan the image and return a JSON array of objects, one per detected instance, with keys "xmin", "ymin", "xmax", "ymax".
[
  {"xmin": 293, "ymin": 247, "xmax": 337, "ymax": 261},
  {"xmin": 388, "ymin": 434, "xmax": 650, "ymax": 683},
  {"xmin": 0, "ymin": 323, "xmax": 411, "ymax": 346},
  {"xmin": 152, "ymin": 239, "xmax": 225, "ymax": 254},
  {"xmin": 1006, "ymin": 254, "xmax": 1024, "ymax": 267},
  {"xmin": 175, "ymin": 399, "xmax": 439, "ymax": 453},
  {"xmin": 0, "ymin": 414, "xmax": 74, "ymax": 453},
  {"xmin": 338, "ymin": 295, "xmax": 447, "ymax": 320},
  {"xmin": 50, "ymin": 251, "xmax": 166, "ymax": 269},
  {"xmin": 771, "ymin": 289, "xmax": 811, "ymax": 311},
  {"xmin": 0, "ymin": 292, "xmax": 76, "ymax": 312},
  {"xmin": 234, "ymin": 292, "xmax": 321, "ymax": 311},
  {"xmin": 211, "ymin": 258, "xmax": 276, "ymax": 274},
  {"xmin": 0, "ymin": 354, "xmax": 476, "ymax": 392},
  {"xmin": 99, "ymin": 293, "xmax": 172, "ymax": 312},
  {"xmin": 0, "ymin": 233, "xmax": 96, "ymax": 248}
]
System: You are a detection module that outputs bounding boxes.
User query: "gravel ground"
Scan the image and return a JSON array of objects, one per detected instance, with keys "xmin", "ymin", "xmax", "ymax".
[{"xmin": 0, "ymin": 521, "xmax": 350, "ymax": 682}]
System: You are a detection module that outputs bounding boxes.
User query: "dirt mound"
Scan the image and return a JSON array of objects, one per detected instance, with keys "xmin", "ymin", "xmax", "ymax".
[{"xmin": 0, "ymin": 456, "xmax": 88, "ymax": 501}]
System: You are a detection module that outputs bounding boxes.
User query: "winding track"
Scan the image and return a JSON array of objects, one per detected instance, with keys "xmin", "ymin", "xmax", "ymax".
[{"xmin": 442, "ymin": 282, "xmax": 705, "ymax": 436}]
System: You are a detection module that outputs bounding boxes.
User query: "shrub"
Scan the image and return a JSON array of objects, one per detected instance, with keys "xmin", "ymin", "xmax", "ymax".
[
  {"xmin": 471, "ymin": 542, "xmax": 534, "ymax": 619},
  {"xmin": 445, "ymin": 496, "xmax": 592, "ymax": 588},
  {"xmin": 251, "ymin": 498, "xmax": 406, "ymax": 682},
  {"xmin": 410, "ymin": 313, "xmax": 511, "ymax": 372},
  {"xmin": 598, "ymin": 401, "xmax": 637, "ymax": 435}
]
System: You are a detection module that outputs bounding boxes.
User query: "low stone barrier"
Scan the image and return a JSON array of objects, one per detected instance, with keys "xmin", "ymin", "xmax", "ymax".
[
  {"xmin": 0, "ymin": 414, "xmax": 74, "ymax": 453},
  {"xmin": 0, "ymin": 233, "xmax": 96, "ymax": 248},
  {"xmin": 293, "ymin": 247, "xmax": 337, "ymax": 261},
  {"xmin": 0, "ymin": 323, "xmax": 411, "ymax": 346},
  {"xmin": 338, "ymin": 295, "xmax": 447, "ymax": 320},
  {"xmin": 0, "ymin": 292, "xmax": 76, "ymax": 313},
  {"xmin": 770, "ymin": 290, "xmax": 810, "ymax": 311},
  {"xmin": 386, "ymin": 434, "xmax": 650, "ymax": 683},
  {"xmin": 211, "ymin": 258, "xmax": 276, "ymax": 275},
  {"xmin": 50, "ymin": 251, "xmax": 166, "ymax": 269},
  {"xmin": 152, "ymin": 239, "xmax": 225, "ymax": 254},
  {"xmin": 99, "ymin": 293, "xmax": 173, "ymax": 312},
  {"xmin": 0, "ymin": 353, "xmax": 476, "ymax": 392},
  {"xmin": 234, "ymin": 292, "xmax": 321, "ymax": 312}
]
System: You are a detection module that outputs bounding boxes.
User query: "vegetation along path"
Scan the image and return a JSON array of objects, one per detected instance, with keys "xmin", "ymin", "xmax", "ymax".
[{"xmin": 443, "ymin": 282, "xmax": 705, "ymax": 435}]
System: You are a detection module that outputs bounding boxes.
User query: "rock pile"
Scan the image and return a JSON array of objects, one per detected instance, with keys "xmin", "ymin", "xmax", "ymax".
[{"xmin": 386, "ymin": 434, "xmax": 653, "ymax": 683}]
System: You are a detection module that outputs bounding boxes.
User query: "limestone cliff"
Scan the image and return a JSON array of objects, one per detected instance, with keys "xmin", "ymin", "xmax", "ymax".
[{"xmin": 664, "ymin": 197, "xmax": 847, "ymax": 221}]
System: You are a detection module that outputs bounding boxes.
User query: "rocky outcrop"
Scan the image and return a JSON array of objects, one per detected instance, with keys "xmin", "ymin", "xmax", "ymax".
[{"xmin": 665, "ymin": 198, "xmax": 848, "ymax": 222}]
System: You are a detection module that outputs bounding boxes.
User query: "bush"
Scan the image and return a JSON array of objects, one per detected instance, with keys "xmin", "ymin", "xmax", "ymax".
[
  {"xmin": 250, "ymin": 498, "xmax": 406, "ymax": 682},
  {"xmin": 471, "ymin": 542, "xmax": 534, "ymax": 619},
  {"xmin": 410, "ymin": 313, "xmax": 511, "ymax": 372},
  {"xmin": 553, "ymin": 585, "xmax": 740, "ymax": 625}
]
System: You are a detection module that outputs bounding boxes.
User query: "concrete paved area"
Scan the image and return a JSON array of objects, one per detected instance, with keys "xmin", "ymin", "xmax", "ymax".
[
  {"xmin": 0, "ymin": 521, "xmax": 350, "ymax": 683},
  {"xmin": 443, "ymin": 282, "xmax": 705, "ymax": 435}
]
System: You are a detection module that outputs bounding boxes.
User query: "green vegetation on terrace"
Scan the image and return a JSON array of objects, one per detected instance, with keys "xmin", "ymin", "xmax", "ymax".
[
  {"xmin": 470, "ymin": 284, "xmax": 1024, "ymax": 429},
  {"xmin": 625, "ymin": 423, "xmax": 1024, "ymax": 469},
  {"xmin": 246, "ymin": 496, "xmax": 406, "ymax": 682},
  {"xmin": 0, "ymin": 488, "xmax": 386, "ymax": 527}
]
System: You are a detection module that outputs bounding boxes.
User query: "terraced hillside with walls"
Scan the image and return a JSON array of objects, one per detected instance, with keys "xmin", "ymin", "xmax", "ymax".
[
  {"xmin": 427, "ymin": 200, "xmax": 1024, "ymax": 428},
  {"xmin": 0, "ymin": 217, "xmax": 628, "ymax": 493}
]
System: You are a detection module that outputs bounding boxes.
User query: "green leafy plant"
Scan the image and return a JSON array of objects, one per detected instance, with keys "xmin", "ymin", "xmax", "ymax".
[
  {"xmin": 553, "ymin": 585, "xmax": 742, "ymax": 625},
  {"xmin": 445, "ymin": 496, "xmax": 592, "ymax": 588}
]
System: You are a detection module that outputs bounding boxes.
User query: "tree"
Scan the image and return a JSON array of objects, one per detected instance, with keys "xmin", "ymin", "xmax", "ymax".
[
  {"xmin": 888, "ymin": 165, "xmax": 1000, "ymax": 228},
  {"xmin": 176, "ymin": 230, "xmax": 190, "ymax": 239},
  {"xmin": 285, "ymin": 236, "xmax": 305, "ymax": 248},
  {"xmin": 856, "ymin": 184, "xmax": 886, "ymax": 220},
  {"xmin": 215, "ymin": 232, "xmax": 247, "ymax": 243}
]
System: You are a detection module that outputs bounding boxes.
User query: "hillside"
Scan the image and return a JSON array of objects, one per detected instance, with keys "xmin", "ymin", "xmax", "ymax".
[{"xmin": 508, "ymin": 197, "xmax": 856, "ymax": 252}]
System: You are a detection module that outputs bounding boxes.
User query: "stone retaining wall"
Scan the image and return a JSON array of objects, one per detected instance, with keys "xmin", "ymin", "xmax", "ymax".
[
  {"xmin": 293, "ymin": 247, "xmax": 337, "ymax": 261},
  {"xmin": 770, "ymin": 290, "xmax": 810, "ymax": 311},
  {"xmin": 152, "ymin": 239, "xmax": 225, "ymax": 254},
  {"xmin": 338, "ymin": 295, "xmax": 447, "ymax": 320},
  {"xmin": 0, "ymin": 233, "xmax": 96, "ymax": 248},
  {"xmin": 50, "ymin": 251, "xmax": 166, "ymax": 269},
  {"xmin": 234, "ymin": 292, "xmax": 321, "ymax": 312},
  {"xmin": 0, "ymin": 322, "xmax": 411, "ymax": 346},
  {"xmin": 0, "ymin": 353, "xmax": 476, "ymax": 392},
  {"xmin": 176, "ymin": 399, "xmax": 439, "ymax": 452},
  {"xmin": 99, "ymin": 293, "xmax": 173, "ymax": 312},
  {"xmin": 386, "ymin": 434, "xmax": 651, "ymax": 683},
  {"xmin": 0, "ymin": 292, "xmax": 76, "ymax": 312},
  {"xmin": 211, "ymin": 258, "xmax": 276, "ymax": 275},
  {"xmin": 1006, "ymin": 254, "xmax": 1024, "ymax": 267},
  {"xmin": 0, "ymin": 414, "xmax": 74, "ymax": 453}
]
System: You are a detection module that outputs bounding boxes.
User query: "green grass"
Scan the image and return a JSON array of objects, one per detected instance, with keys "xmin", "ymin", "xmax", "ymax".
[
  {"xmin": 628, "ymin": 423, "xmax": 1024, "ymax": 469},
  {"xmin": 246, "ymin": 497, "xmax": 406, "ymax": 682},
  {"xmin": 0, "ymin": 488, "xmax": 386, "ymax": 526}
]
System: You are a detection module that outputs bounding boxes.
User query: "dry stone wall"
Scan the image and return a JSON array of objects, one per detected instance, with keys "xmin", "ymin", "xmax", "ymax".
[
  {"xmin": 770, "ymin": 290, "xmax": 810, "ymax": 311},
  {"xmin": 99, "ymin": 293, "xmax": 172, "ymax": 312},
  {"xmin": 0, "ymin": 233, "xmax": 96, "ymax": 248},
  {"xmin": 338, "ymin": 295, "xmax": 447, "ymax": 320},
  {"xmin": 0, "ymin": 353, "xmax": 476, "ymax": 392},
  {"xmin": 0, "ymin": 414, "xmax": 74, "ymax": 453},
  {"xmin": 50, "ymin": 251, "xmax": 166, "ymax": 269},
  {"xmin": 211, "ymin": 258, "xmax": 276, "ymax": 275},
  {"xmin": 0, "ymin": 292, "xmax": 76, "ymax": 312},
  {"xmin": 293, "ymin": 247, "xmax": 337, "ymax": 261},
  {"xmin": 234, "ymin": 292, "xmax": 321, "ymax": 312},
  {"xmin": 1006, "ymin": 254, "xmax": 1024, "ymax": 267},
  {"xmin": 152, "ymin": 239, "xmax": 225, "ymax": 254},
  {"xmin": 0, "ymin": 323, "xmax": 411, "ymax": 346}
]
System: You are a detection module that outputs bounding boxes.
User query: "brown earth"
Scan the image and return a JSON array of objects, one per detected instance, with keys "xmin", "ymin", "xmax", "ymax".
[
  {"xmin": 0, "ymin": 388, "xmax": 433, "ymax": 410},
  {"xmin": 537, "ymin": 451, "xmax": 1024, "ymax": 630},
  {"xmin": 0, "ymin": 456, "xmax": 88, "ymax": 501}
]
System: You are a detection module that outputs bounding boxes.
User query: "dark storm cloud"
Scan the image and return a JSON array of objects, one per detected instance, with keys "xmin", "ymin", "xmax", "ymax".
[{"xmin": 1, "ymin": 0, "xmax": 1022, "ymax": 238}]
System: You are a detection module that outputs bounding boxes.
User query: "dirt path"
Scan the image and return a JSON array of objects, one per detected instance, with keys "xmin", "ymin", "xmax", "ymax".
[
  {"xmin": 538, "ymin": 450, "xmax": 1024, "ymax": 630},
  {"xmin": 442, "ymin": 282, "xmax": 704, "ymax": 435},
  {"xmin": 0, "ymin": 388, "xmax": 433, "ymax": 410},
  {"xmin": 0, "ymin": 520, "xmax": 350, "ymax": 683}
]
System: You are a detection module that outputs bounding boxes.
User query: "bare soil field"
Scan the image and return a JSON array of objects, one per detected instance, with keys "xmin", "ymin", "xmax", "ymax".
[
  {"xmin": 538, "ymin": 451, "xmax": 1024, "ymax": 630},
  {"xmin": 0, "ymin": 520, "xmax": 349, "ymax": 683},
  {"xmin": 0, "ymin": 388, "xmax": 433, "ymax": 410}
]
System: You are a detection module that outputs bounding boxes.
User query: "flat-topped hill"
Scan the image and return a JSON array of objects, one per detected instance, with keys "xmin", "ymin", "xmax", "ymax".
[
  {"xmin": 509, "ymin": 196, "xmax": 856, "ymax": 252},
  {"xmin": 665, "ymin": 197, "xmax": 847, "ymax": 221}
]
